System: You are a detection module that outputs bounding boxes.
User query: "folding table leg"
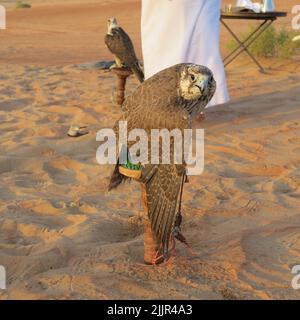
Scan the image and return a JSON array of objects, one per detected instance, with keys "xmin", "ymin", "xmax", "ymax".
[
  {"xmin": 222, "ymin": 20, "xmax": 268, "ymax": 64},
  {"xmin": 222, "ymin": 19, "xmax": 275, "ymax": 72}
]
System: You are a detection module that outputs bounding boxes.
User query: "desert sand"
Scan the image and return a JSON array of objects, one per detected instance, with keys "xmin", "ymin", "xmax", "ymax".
[{"xmin": 0, "ymin": 0, "xmax": 300, "ymax": 300}]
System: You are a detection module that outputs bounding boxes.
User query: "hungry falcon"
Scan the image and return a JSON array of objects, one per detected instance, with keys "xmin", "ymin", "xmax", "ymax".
[
  {"xmin": 108, "ymin": 63, "xmax": 216, "ymax": 263},
  {"xmin": 104, "ymin": 17, "xmax": 144, "ymax": 83}
]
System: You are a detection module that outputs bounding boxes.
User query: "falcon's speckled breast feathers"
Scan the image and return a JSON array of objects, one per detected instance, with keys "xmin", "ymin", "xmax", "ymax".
[{"xmin": 109, "ymin": 63, "xmax": 216, "ymax": 253}]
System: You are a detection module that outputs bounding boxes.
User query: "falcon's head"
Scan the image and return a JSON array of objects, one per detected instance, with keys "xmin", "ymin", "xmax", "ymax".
[
  {"xmin": 107, "ymin": 17, "xmax": 119, "ymax": 35},
  {"xmin": 178, "ymin": 64, "xmax": 216, "ymax": 110}
]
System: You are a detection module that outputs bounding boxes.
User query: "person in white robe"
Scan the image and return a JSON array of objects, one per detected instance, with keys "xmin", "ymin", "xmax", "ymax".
[{"xmin": 141, "ymin": 0, "xmax": 229, "ymax": 107}]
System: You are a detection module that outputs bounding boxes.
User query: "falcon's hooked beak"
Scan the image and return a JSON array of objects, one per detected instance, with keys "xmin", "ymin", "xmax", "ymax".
[
  {"xmin": 194, "ymin": 74, "xmax": 211, "ymax": 95},
  {"xmin": 107, "ymin": 17, "xmax": 119, "ymax": 35}
]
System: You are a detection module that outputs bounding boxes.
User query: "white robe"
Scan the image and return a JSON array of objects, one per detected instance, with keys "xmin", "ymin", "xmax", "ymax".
[{"xmin": 141, "ymin": 0, "xmax": 229, "ymax": 107}]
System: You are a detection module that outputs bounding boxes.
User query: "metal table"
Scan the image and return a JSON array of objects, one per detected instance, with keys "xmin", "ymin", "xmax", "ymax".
[{"xmin": 220, "ymin": 11, "xmax": 287, "ymax": 72}]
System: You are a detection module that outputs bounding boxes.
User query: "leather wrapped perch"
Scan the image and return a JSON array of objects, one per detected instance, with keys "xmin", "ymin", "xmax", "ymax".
[
  {"xmin": 141, "ymin": 184, "xmax": 164, "ymax": 265},
  {"xmin": 118, "ymin": 166, "xmax": 162, "ymax": 265},
  {"xmin": 111, "ymin": 67, "xmax": 133, "ymax": 106}
]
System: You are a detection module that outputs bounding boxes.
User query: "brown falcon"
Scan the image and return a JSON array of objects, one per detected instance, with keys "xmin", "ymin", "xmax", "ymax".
[
  {"xmin": 108, "ymin": 63, "xmax": 216, "ymax": 256},
  {"xmin": 104, "ymin": 17, "xmax": 144, "ymax": 83}
]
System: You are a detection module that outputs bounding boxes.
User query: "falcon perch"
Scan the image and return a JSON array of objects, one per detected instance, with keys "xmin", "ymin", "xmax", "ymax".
[
  {"xmin": 104, "ymin": 17, "xmax": 144, "ymax": 83},
  {"xmin": 109, "ymin": 63, "xmax": 216, "ymax": 263}
]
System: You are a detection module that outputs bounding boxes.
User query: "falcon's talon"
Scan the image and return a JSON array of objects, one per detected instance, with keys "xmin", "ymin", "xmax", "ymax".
[
  {"xmin": 151, "ymin": 250, "xmax": 165, "ymax": 265},
  {"xmin": 109, "ymin": 64, "xmax": 118, "ymax": 70},
  {"xmin": 109, "ymin": 62, "xmax": 127, "ymax": 70}
]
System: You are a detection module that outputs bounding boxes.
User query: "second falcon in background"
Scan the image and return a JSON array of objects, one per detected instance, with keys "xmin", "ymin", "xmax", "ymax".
[{"xmin": 105, "ymin": 17, "xmax": 144, "ymax": 83}]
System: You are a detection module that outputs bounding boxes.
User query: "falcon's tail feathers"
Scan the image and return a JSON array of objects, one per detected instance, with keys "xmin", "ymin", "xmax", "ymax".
[
  {"xmin": 108, "ymin": 162, "xmax": 129, "ymax": 191},
  {"xmin": 130, "ymin": 62, "xmax": 144, "ymax": 83}
]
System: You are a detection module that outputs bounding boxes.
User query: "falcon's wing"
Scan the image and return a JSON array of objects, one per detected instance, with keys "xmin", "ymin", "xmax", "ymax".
[
  {"xmin": 105, "ymin": 31, "xmax": 131, "ymax": 60},
  {"xmin": 141, "ymin": 164, "xmax": 185, "ymax": 253},
  {"xmin": 121, "ymin": 64, "xmax": 181, "ymax": 116}
]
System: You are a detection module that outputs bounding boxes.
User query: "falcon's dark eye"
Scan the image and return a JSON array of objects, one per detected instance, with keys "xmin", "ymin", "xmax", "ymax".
[{"xmin": 190, "ymin": 74, "xmax": 195, "ymax": 81}]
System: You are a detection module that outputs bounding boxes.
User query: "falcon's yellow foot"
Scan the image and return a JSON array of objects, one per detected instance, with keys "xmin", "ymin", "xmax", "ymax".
[
  {"xmin": 110, "ymin": 56, "xmax": 126, "ymax": 70},
  {"xmin": 109, "ymin": 62, "xmax": 123, "ymax": 70}
]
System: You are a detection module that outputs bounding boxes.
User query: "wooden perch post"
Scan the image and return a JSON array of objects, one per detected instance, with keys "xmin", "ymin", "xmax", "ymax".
[
  {"xmin": 119, "ymin": 166, "xmax": 161, "ymax": 265},
  {"xmin": 111, "ymin": 67, "xmax": 133, "ymax": 106},
  {"xmin": 141, "ymin": 184, "xmax": 160, "ymax": 265}
]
